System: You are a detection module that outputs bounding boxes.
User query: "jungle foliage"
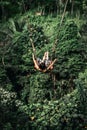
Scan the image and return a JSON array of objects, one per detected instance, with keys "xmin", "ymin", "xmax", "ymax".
[{"xmin": 0, "ymin": 0, "xmax": 87, "ymax": 130}]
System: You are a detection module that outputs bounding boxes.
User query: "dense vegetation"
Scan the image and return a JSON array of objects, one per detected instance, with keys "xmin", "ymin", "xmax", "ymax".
[{"xmin": 0, "ymin": 0, "xmax": 87, "ymax": 130}]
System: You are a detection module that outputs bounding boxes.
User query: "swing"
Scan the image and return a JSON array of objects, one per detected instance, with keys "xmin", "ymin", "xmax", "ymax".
[
  {"xmin": 31, "ymin": 0, "xmax": 68, "ymax": 72},
  {"xmin": 30, "ymin": 37, "xmax": 57, "ymax": 72}
]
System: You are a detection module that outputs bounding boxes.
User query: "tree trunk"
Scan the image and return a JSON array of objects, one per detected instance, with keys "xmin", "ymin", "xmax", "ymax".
[
  {"xmin": 1, "ymin": 0, "xmax": 6, "ymax": 20},
  {"xmin": 71, "ymin": 0, "xmax": 74, "ymax": 15}
]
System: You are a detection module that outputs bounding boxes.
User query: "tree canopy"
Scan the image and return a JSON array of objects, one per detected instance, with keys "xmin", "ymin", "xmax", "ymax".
[{"xmin": 0, "ymin": 0, "xmax": 87, "ymax": 130}]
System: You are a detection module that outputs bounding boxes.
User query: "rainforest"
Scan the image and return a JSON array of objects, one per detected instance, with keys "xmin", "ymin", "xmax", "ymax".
[{"xmin": 0, "ymin": 0, "xmax": 87, "ymax": 130}]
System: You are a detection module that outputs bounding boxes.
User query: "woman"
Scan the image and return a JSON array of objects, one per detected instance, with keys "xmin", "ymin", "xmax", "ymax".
[{"xmin": 33, "ymin": 51, "xmax": 56, "ymax": 72}]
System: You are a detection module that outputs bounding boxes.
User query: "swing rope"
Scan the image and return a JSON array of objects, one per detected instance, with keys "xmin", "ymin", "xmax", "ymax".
[
  {"xmin": 30, "ymin": 0, "xmax": 68, "ymax": 56},
  {"xmin": 52, "ymin": 0, "xmax": 69, "ymax": 54},
  {"xmin": 51, "ymin": 0, "xmax": 69, "ymax": 89},
  {"xmin": 60, "ymin": 0, "xmax": 69, "ymax": 27},
  {"xmin": 30, "ymin": 38, "xmax": 36, "ymax": 58},
  {"xmin": 30, "ymin": 0, "xmax": 68, "ymax": 72}
]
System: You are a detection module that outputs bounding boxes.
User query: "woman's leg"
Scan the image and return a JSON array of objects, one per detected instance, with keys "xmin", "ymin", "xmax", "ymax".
[{"xmin": 42, "ymin": 51, "xmax": 49, "ymax": 61}]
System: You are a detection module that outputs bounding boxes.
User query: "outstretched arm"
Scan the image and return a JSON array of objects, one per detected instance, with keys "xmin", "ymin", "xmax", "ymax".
[{"xmin": 32, "ymin": 54, "xmax": 41, "ymax": 71}]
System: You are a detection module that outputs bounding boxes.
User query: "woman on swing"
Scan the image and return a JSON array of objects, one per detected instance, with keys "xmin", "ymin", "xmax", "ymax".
[
  {"xmin": 32, "ymin": 0, "xmax": 68, "ymax": 72},
  {"xmin": 32, "ymin": 51, "xmax": 56, "ymax": 72}
]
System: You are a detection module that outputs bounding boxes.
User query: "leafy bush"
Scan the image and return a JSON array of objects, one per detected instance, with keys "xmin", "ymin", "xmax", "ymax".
[{"xmin": 55, "ymin": 20, "xmax": 86, "ymax": 78}]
